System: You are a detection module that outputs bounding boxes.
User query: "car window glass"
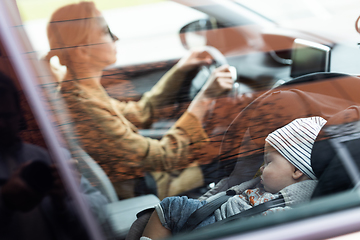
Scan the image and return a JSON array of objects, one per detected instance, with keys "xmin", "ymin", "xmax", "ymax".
[
  {"xmin": 1, "ymin": 1, "xmax": 116, "ymax": 239},
  {"xmin": 235, "ymin": 0, "xmax": 360, "ymax": 39},
  {"xmin": 0, "ymin": 40, "xmax": 97, "ymax": 240},
  {"xmin": 18, "ymin": 0, "xmax": 207, "ymax": 67},
  {"xmin": 11, "ymin": 0, "xmax": 360, "ymax": 239}
]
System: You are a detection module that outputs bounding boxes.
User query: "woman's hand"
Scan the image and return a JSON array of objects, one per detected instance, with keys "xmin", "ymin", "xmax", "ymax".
[
  {"xmin": 187, "ymin": 64, "xmax": 233, "ymax": 122},
  {"xmin": 177, "ymin": 48, "xmax": 214, "ymax": 72},
  {"xmin": 200, "ymin": 64, "xmax": 234, "ymax": 99}
]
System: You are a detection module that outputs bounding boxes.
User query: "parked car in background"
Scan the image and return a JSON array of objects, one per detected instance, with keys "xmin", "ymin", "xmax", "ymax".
[{"xmin": 2, "ymin": 0, "xmax": 360, "ymax": 239}]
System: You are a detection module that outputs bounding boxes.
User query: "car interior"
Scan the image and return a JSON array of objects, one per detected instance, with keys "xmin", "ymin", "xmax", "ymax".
[{"xmin": 3, "ymin": 0, "xmax": 360, "ymax": 239}]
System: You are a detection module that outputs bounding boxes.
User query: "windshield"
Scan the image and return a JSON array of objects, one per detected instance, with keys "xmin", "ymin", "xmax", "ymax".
[{"xmin": 235, "ymin": 0, "xmax": 360, "ymax": 40}]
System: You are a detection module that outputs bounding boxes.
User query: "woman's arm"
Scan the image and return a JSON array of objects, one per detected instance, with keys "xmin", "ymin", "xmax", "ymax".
[
  {"xmin": 119, "ymin": 49, "xmax": 214, "ymax": 128},
  {"xmin": 59, "ymin": 64, "xmax": 232, "ymax": 183}
]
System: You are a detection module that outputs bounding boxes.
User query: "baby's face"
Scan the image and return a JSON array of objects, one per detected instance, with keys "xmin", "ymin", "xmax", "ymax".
[{"xmin": 260, "ymin": 143, "xmax": 296, "ymax": 193}]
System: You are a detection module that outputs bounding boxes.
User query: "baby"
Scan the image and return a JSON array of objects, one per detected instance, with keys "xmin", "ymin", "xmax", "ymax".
[{"xmin": 141, "ymin": 116, "xmax": 326, "ymax": 240}]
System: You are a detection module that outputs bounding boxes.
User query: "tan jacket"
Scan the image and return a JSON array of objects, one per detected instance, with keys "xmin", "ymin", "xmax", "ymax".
[{"xmin": 59, "ymin": 64, "xmax": 208, "ymax": 182}]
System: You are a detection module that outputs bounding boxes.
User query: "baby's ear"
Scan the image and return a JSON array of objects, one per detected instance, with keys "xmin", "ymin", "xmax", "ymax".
[{"xmin": 292, "ymin": 167, "xmax": 304, "ymax": 180}]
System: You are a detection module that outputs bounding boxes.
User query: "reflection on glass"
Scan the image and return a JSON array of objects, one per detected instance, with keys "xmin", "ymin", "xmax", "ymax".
[
  {"xmin": 12, "ymin": 0, "xmax": 360, "ymax": 239},
  {"xmin": 0, "ymin": 71, "xmax": 97, "ymax": 239}
]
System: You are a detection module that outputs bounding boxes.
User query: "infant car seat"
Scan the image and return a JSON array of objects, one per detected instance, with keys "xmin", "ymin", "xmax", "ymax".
[
  {"xmin": 213, "ymin": 72, "xmax": 360, "ymax": 193},
  {"xmin": 311, "ymin": 106, "xmax": 360, "ymax": 199},
  {"xmin": 125, "ymin": 72, "xmax": 360, "ymax": 240}
]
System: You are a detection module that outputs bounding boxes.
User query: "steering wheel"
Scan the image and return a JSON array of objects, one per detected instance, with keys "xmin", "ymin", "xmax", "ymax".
[{"xmin": 186, "ymin": 46, "xmax": 238, "ymax": 101}]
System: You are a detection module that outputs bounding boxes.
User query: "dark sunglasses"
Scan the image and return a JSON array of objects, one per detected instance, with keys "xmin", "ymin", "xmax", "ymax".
[{"xmin": 108, "ymin": 26, "xmax": 117, "ymax": 41}]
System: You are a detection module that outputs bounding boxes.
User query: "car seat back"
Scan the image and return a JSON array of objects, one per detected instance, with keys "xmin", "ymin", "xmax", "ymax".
[
  {"xmin": 73, "ymin": 146, "xmax": 119, "ymax": 202},
  {"xmin": 218, "ymin": 72, "xmax": 360, "ymax": 192},
  {"xmin": 125, "ymin": 73, "xmax": 360, "ymax": 240},
  {"xmin": 311, "ymin": 106, "xmax": 360, "ymax": 199}
]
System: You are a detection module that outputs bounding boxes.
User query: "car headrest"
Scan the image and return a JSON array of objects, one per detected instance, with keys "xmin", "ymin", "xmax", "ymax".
[{"xmin": 247, "ymin": 88, "xmax": 351, "ymax": 149}]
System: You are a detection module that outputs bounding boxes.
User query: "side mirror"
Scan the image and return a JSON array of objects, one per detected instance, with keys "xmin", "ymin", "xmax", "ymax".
[{"xmin": 179, "ymin": 18, "xmax": 216, "ymax": 50}]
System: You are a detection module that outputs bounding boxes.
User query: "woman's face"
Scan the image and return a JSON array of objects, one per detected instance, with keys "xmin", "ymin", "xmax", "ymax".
[{"xmin": 85, "ymin": 14, "xmax": 119, "ymax": 69}]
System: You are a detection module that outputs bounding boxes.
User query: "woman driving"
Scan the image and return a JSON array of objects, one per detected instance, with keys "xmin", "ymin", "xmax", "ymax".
[{"xmin": 45, "ymin": 1, "xmax": 233, "ymax": 199}]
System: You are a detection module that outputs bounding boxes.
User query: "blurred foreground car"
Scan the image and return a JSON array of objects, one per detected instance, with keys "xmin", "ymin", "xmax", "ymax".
[{"xmin": 2, "ymin": 0, "xmax": 360, "ymax": 239}]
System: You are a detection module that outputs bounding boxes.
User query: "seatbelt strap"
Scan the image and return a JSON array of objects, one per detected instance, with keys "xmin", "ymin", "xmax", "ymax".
[
  {"xmin": 181, "ymin": 191, "xmax": 284, "ymax": 232},
  {"xmin": 181, "ymin": 190, "xmax": 236, "ymax": 232},
  {"xmin": 215, "ymin": 194, "xmax": 285, "ymax": 226}
]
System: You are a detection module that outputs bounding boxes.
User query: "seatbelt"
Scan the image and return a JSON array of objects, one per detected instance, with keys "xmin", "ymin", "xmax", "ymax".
[
  {"xmin": 181, "ymin": 190, "xmax": 236, "ymax": 232},
  {"xmin": 180, "ymin": 191, "xmax": 285, "ymax": 232},
  {"xmin": 213, "ymin": 194, "xmax": 285, "ymax": 226}
]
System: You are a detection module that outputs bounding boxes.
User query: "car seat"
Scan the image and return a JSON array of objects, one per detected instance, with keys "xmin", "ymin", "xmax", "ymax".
[
  {"xmin": 215, "ymin": 72, "xmax": 360, "ymax": 192},
  {"xmin": 74, "ymin": 146, "xmax": 120, "ymax": 202},
  {"xmin": 125, "ymin": 72, "xmax": 360, "ymax": 240},
  {"xmin": 311, "ymin": 105, "xmax": 360, "ymax": 199},
  {"xmin": 160, "ymin": 107, "xmax": 360, "ymax": 235},
  {"xmin": 73, "ymin": 145, "xmax": 160, "ymax": 239}
]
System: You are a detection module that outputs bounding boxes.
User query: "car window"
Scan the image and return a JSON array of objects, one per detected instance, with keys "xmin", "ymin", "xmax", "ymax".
[
  {"xmin": 18, "ymin": 0, "xmax": 207, "ymax": 67},
  {"xmin": 235, "ymin": 0, "xmax": 360, "ymax": 40},
  {"xmin": 7, "ymin": 0, "xmax": 360, "ymax": 240},
  {"xmin": 0, "ymin": 9, "xmax": 107, "ymax": 240},
  {"xmin": 0, "ymin": 1, "xmax": 113, "ymax": 239}
]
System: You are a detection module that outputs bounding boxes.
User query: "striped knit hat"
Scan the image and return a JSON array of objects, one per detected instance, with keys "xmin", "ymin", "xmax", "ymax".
[{"xmin": 265, "ymin": 116, "xmax": 327, "ymax": 180}]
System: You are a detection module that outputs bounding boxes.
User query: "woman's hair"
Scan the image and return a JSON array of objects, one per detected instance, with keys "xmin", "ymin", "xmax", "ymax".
[{"xmin": 45, "ymin": 1, "xmax": 100, "ymax": 67}]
